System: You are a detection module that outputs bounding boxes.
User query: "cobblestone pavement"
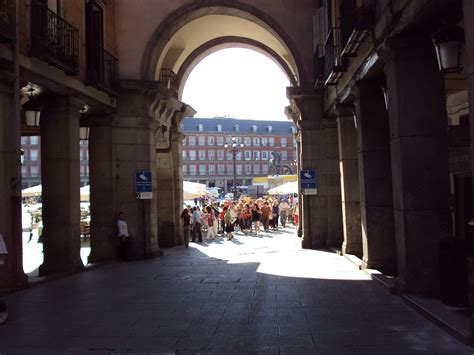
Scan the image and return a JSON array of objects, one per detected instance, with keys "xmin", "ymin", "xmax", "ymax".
[{"xmin": 1, "ymin": 226, "xmax": 472, "ymax": 354}]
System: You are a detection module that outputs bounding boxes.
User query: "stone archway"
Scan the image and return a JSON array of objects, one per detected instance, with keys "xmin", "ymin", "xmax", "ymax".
[{"xmin": 140, "ymin": 0, "xmax": 307, "ymax": 87}]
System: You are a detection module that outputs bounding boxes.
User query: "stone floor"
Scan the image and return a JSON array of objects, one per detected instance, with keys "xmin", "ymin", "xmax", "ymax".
[{"xmin": 1, "ymin": 226, "xmax": 473, "ymax": 354}]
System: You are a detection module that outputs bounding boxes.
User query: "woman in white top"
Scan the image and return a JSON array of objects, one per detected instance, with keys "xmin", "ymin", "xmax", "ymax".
[{"xmin": 117, "ymin": 212, "xmax": 130, "ymax": 261}]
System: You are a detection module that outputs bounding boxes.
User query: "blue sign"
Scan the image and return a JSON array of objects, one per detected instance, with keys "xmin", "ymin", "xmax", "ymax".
[
  {"xmin": 135, "ymin": 171, "xmax": 152, "ymax": 193},
  {"xmin": 300, "ymin": 170, "xmax": 317, "ymax": 194}
]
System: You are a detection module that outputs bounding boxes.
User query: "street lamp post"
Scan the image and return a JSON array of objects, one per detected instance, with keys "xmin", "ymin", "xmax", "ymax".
[{"xmin": 224, "ymin": 136, "xmax": 243, "ymax": 201}]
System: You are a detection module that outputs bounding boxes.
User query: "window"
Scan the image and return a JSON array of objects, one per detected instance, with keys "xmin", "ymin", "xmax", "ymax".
[
  {"xmin": 244, "ymin": 137, "xmax": 251, "ymax": 146},
  {"xmin": 254, "ymin": 164, "xmax": 260, "ymax": 174},
  {"xmin": 30, "ymin": 149, "xmax": 39, "ymax": 161},
  {"xmin": 21, "ymin": 166, "xmax": 27, "ymax": 176},
  {"xmin": 182, "ymin": 165, "xmax": 187, "ymax": 174},
  {"xmin": 208, "ymin": 150, "xmax": 215, "ymax": 160},
  {"xmin": 227, "ymin": 164, "xmax": 233, "ymax": 174},
  {"xmin": 199, "ymin": 150, "xmax": 206, "ymax": 160},
  {"xmin": 253, "ymin": 137, "xmax": 260, "ymax": 146},
  {"xmin": 189, "ymin": 165, "xmax": 196, "ymax": 175},
  {"xmin": 80, "ymin": 149, "xmax": 88, "ymax": 161},
  {"xmin": 217, "ymin": 150, "xmax": 224, "ymax": 160},
  {"xmin": 198, "ymin": 124, "xmax": 203, "ymax": 132},
  {"xmin": 245, "ymin": 165, "xmax": 251, "ymax": 174},
  {"xmin": 226, "ymin": 151, "xmax": 232, "ymax": 160},
  {"xmin": 267, "ymin": 126, "xmax": 272, "ymax": 133},
  {"xmin": 261, "ymin": 137, "xmax": 268, "ymax": 146},
  {"xmin": 30, "ymin": 136, "xmax": 39, "ymax": 145},
  {"xmin": 218, "ymin": 164, "xmax": 225, "ymax": 175},
  {"xmin": 234, "ymin": 125, "xmax": 239, "ymax": 132},
  {"xmin": 21, "ymin": 137, "xmax": 28, "ymax": 145},
  {"xmin": 225, "ymin": 136, "xmax": 232, "ymax": 144},
  {"xmin": 281, "ymin": 151, "xmax": 287, "ymax": 160},
  {"xmin": 236, "ymin": 151, "xmax": 242, "ymax": 161},
  {"xmin": 199, "ymin": 165, "xmax": 206, "ymax": 175},
  {"xmin": 188, "ymin": 136, "xmax": 196, "ymax": 146},
  {"xmin": 208, "ymin": 136, "xmax": 215, "ymax": 145},
  {"xmin": 208, "ymin": 164, "xmax": 215, "ymax": 174},
  {"xmin": 217, "ymin": 136, "xmax": 224, "ymax": 146},
  {"xmin": 281, "ymin": 138, "xmax": 287, "ymax": 147},
  {"xmin": 30, "ymin": 166, "xmax": 39, "ymax": 175},
  {"xmin": 291, "ymin": 126, "xmax": 296, "ymax": 134},
  {"xmin": 182, "ymin": 151, "xmax": 186, "ymax": 159},
  {"xmin": 236, "ymin": 165, "xmax": 243, "ymax": 174},
  {"xmin": 252, "ymin": 125, "xmax": 257, "ymax": 133},
  {"xmin": 182, "ymin": 137, "xmax": 186, "ymax": 146},
  {"xmin": 253, "ymin": 151, "xmax": 260, "ymax": 160},
  {"xmin": 198, "ymin": 136, "xmax": 205, "ymax": 146},
  {"xmin": 217, "ymin": 124, "xmax": 222, "ymax": 132},
  {"xmin": 269, "ymin": 137, "xmax": 275, "ymax": 147},
  {"xmin": 189, "ymin": 150, "xmax": 196, "ymax": 161},
  {"xmin": 262, "ymin": 151, "xmax": 268, "ymax": 160},
  {"xmin": 293, "ymin": 138, "xmax": 297, "ymax": 147},
  {"xmin": 244, "ymin": 151, "xmax": 251, "ymax": 160},
  {"xmin": 262, "ymin": 164, "xmax": 269, "ymax": 174}
]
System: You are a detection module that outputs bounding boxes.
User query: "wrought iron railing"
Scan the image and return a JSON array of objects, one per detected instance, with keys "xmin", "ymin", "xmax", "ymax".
[
  {"xmin": 86, "ymin": 47, "xmax": 118, "ymax": 95},
  {"xmin": 159, "ymin": 68, "xmax": 177, "ymax": 90},
  {"xmin": 30, "ymin": 3, "xmax": 79, "ymax": 75},
  {"xmin": 340, "ymin": 0, "xmax": 376, "ymax": 57},
  {"xmin": 0, "ymin": 0, "xmax": 15, "ymax": 42},
  {"xmin": 324, "ymin": 27, "xmax": 345, "ymax": 86}
]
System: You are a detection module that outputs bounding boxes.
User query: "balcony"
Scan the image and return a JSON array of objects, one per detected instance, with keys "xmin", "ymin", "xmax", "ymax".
[
  {"xmin": 30, "ymin": 3, "xmax": 79, "ymax": 75},
  {"xmin": 324, "ymin": 27, "xmax": 345, "ymax": 86},
  {"xmin": 0, "ymin": 0, "xmax": 16, "ymax": 42},
  {"xmin": 340, "ymin": 0, "xmax": 376, "ymax": 58},
  {"xmin": 86, "ymin": 47, "xmax": 119, "ymax": 96}
]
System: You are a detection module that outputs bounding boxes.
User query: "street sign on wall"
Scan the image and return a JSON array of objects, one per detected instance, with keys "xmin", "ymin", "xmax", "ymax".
[
  {"xmin": 135, "ymin": 171, "xmax": 153, "ymax": 199},
  {"xmin": 300, "ymin": 169, "xmax": 317, "ymax": 195}
]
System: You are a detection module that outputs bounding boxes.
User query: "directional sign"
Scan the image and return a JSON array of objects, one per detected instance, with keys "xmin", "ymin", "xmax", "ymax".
[
  {"xmin": 135, "ymin": 171, "xmax": 152, "ymax": 199},
  {"xmin": 300, "ymin": 169, "xmax": 317, "ymax": 195}
]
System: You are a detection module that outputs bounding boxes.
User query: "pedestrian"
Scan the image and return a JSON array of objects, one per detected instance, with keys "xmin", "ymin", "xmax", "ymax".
[
  {"xmin": 192, "ymin": 206, "xmax": 203, "ymax": 242},
  {"xmin": 223, "ymin": 207, "xmax": 234, "ymax": 240},
  {"xmin": 241, "ymin": 204, "xmax": 252, "ymax": 233},
  {"xmin": 271, "ymin": 199, "xmax": 279, "ymax": 230},
  {"xmin": 116, "ymin": 211, "xmax": 130, "ymax": 261},
  {"xmin": 294, "ymin": 202, "xmax": 299, "ymax": 226},
  {"xmin": 260, "ymin": 201, "xmax": 272, "ymax": 231},
  {"xmin": 251, "ymin": 203, "xmax": 262, "ymax": 235},
  {"xmin": 206, "ymin": 206, "xmax": 217, "ymax": 240},
  {"xmin": 279, "ymin": 199, "xmax": 290, "ymax": 228},
  {"xmin": 180, "ymin": 207, "xmax": 191, "ymax": 248}
]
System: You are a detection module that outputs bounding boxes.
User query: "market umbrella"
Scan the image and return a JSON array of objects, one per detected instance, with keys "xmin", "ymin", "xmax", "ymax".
[
  {"xmin": 268, "ymin": 181, "xmax": 298, "ymax": 195},
  {"xmin": 183, "ymin": 181, "xmax": 208, "ymax": 200},
  {"xmin": 21, "ymin": 184, "xmax": 42, "ymax": 197},
  {"xmin": 80, "ymin": 185, "xmax": 90, "ymax": 202}
]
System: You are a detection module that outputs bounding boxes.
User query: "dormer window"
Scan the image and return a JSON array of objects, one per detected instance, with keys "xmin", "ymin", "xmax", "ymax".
[
  {"xmin": 217, "ymin": 124, "xmax": 222, "ymax": 132},
  {"xmin": 198, "ymin": 124, "xmax": 203, "ymax": 132},
  {"xmin": 267, "ymin": 126, "xmax": 272, "ymax": 133},
  {"xmin": 252, "ymin": 125, "xmax": 257, "ymax": 133},
  {"xmin": 291, "ymin": 127, "xmax": 296, "ymax": 134},
  {"xmin": 234, "ymin": 125, "xmax": 239, "ymax": 132}
]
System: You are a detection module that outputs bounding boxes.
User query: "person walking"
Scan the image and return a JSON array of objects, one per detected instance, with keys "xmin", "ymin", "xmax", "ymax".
[
  {"xmin": 279, "ymin": 199, "xmax": 290, "ymax": 228},
  {"xmin": 180, "ymin": 207, "xmax": 191, "ymax": 248},
  {"xmin": 260, "ymin": 201, "xmax": 272, "ymax": 231},
  {"xmin": 251, "ymin": 203, "xmax": 262, "ymax": 235},
  {"xmin": 271, "ymin": 199, "xmax": 279, "ymax": 230},
  {"xmin": 205, "ymin": 206, "xmax": 217, "ymax": 240},
  {"xmin": 223, "ymin": 207, "xmax": 234, "ymax": 240},
  {"xmin": 117, "ymin": 212, "xmax": 130, "ymax": 261},
  {"xmin": 192, "ymin": 206, "xmax": 203, "ymax": 242}
]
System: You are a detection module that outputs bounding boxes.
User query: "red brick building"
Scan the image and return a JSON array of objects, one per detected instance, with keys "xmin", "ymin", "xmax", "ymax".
[{"xmin": 181, "ymin": 117, "xmax": 297, "ymax": 192}]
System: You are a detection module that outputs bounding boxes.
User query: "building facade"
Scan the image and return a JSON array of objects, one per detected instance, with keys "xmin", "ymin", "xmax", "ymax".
[{"xmin": 181, "ymin": 117, "xmax": 296, "ymax": 191}]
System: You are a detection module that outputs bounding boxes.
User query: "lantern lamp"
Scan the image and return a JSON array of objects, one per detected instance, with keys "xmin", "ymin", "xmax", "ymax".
[{"xmin": 432, "ymin": 24, "xmax": 465, "ymax": 74}]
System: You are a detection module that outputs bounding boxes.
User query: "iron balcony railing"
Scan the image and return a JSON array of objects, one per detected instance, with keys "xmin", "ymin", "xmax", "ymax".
[
  {"xmin": 0, "ymin": 0, "xmax": 15, "ymax": 42},
  {"xmin": 86, "ymin": 47, "xmax": 119, "ymax": 96},
  {"xmin": 324, "ymin": 27, "xmax": 345, "ymax": 86},
  {"xmin": 30, "ymin": 3, "xmax": 79, "ymax": 75},
  {"xmin": 159, "ymin": 68, "xmax": 177, "ymax": 92},
  {"xmin": 340, "ymin": 0, "xmax": 376, "ymax": 57}
]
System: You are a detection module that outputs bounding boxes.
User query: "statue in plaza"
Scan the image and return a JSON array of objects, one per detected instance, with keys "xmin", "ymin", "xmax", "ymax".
[{"xmin": 269, "ymin": 150, "xmax": 294, "ymax": 175}]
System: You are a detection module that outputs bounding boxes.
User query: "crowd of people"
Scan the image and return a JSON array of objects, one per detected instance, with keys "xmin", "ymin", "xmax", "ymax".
[{"xmin": 180, "ymin": 196, "xmax": 299, "ymax": 247}]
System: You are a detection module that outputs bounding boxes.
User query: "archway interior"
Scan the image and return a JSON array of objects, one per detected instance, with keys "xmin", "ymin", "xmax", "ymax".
[{"xmin": 154, "ymin": 14, "xmax": 299, "ymax": 92}]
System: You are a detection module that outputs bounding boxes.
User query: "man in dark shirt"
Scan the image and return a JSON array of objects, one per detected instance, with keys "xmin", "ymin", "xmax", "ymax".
[
  {"xmin": 261, "ymin": 202, "xmax": 272, "ymax": 231},
  {"xmin": 181, "ymin": 207, "xmax": 191, "ymax": 248}
]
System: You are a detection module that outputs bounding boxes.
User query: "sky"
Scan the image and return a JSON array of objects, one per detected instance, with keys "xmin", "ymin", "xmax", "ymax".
[{"xmin": 181, "ymin": 48, "xmax": 291, "ymax": 121}]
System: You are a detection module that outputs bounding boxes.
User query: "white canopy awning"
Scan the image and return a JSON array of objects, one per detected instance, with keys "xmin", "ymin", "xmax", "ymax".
[{"xmin": 268, "ymin": 181, "xmax": 298, "ymax": 195}]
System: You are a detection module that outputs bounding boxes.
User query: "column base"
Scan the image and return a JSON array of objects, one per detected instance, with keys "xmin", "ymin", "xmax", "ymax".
[
  {"xmin": 342, "ymin": 242, "xmax": 362, "ymax": 258},
  {"xmin": 361, "ymin": 258, "xmax": 396, "ymax": 276},
  {"xmin": 88, "ymin": 248, "xmax": 117, "ymax": 264},
  {"xmin": 38, "ymin": 260, "xmax": 84, "ymax": 277}
]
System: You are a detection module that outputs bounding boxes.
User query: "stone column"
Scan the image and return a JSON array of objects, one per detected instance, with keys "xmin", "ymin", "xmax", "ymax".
[
  {"xmin": 336, "ymin": 104, "xmax": 362, "ymax": 257},
  {"xmin": 39, "ymin": 96, "xmax": 84, "ymax": 276},
  {"xmin": 288, "ymin": 89, "xmax": 328, "ymax": 249},
  {"xmin": 87, "ymin": 115, "xmax": 117, "ymax": 263},
  {"xmin": 353, "ymin": 81, "xmax": 396, "ymax": 275},
  {"xmin": 112, "ymin": 81, "xmax": 162, "ymax": 259},
  {"xmin": 384, "ymin": 35, "xmax": 451, "ymax": 296},
  {"xmin": 0, "ymin": 76, "xmax": 27, "ymax": 290},
  {"xmin": 325, "ymin": 121, "xmax": 343, "ymax": 248}
]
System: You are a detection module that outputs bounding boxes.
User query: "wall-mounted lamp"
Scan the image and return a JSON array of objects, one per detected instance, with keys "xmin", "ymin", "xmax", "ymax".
[
  {"xmin": 20, "ymin": 149, "xmax": 25, "ymax": 165},
  {"xmin": 353, "ymin": 112, "xmax": 358, "ymax": 129},
  {"xmin": 381, "ymin": 85, "xmax": 389, "ymax": 111},
  {"xmin": 22, "ymin": 88, "xmax": 41, "ymax": 127},
  {"xmin": 432, "ymin": 24, "xmax": 465, "ymax": 74}
]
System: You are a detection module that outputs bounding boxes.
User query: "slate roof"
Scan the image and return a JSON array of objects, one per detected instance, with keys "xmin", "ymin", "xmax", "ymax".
[{"xmin": 181, "ymin": 117, "xmax": 295, "ymax": 135}]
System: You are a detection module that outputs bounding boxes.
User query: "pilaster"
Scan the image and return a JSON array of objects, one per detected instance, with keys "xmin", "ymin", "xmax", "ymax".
[{"xmin": 384, "ymin": 35, "xmax": 451, "ymax": 296}]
